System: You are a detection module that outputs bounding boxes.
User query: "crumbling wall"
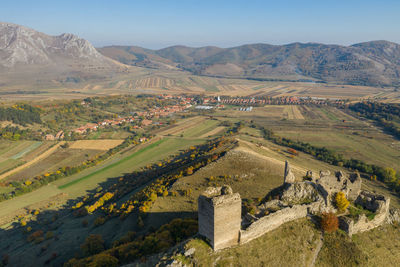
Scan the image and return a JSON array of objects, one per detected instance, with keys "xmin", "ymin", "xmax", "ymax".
[
  {"xmin": 239, "ymin": 205, "xmax": 308, "ymax": 244},
  {"xmin": 339, "ymin": 191, "xmax": 390, "ymax": 236}
]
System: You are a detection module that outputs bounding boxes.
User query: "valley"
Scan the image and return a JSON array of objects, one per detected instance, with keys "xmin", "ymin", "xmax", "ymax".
[{"xmin": 0, "ymin": 17, "xmax": 400, "ymax": 267}]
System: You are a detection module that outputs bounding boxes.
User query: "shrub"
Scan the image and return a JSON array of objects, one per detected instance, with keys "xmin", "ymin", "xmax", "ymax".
[
  {"xmin": 335, "ymin": 192, "xmax": 349, "ymax": 212},
  {"xmin": 27, "ymin": 230, "xmax": 44, "ymax": 243},
  {"xmin": 45, "ymin": 231, "xmax": 54, "ymax": 240},
  {"xmin": 321, "ymin": 212, "xmax": 339, "ymax": 233},
  {"xmin": 89, "ymin": 254, "xmax": 118, "ymax": 267},
  {"xmin": 82, "ymin": 219, "xmax": 89, "ymax": 227},
  {"xmin": 81, "ymin": 234, "xmax": 105, "ymax": 256},
  {"xmin": 94, "ymin": 217, "xmax": 106, "ymax": 227}
]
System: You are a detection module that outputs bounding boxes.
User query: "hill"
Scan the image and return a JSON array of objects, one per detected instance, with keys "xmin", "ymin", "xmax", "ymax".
[
  {"xmin": 0, "ymin": 22, "xmax": 128, "ymax": 87},
  {"xmin": 99, "ymin": 41, "xmax": 400, "ymax": 87}
]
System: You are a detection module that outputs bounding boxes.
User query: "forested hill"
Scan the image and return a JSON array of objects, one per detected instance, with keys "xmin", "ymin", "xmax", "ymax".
[
  {"xmin": 0, "ymin": 104, "xmax": 41, "ymax": 125},
  {"xmin": 99, "ymin": 41, "xmax": 400, "ymax": 87}
]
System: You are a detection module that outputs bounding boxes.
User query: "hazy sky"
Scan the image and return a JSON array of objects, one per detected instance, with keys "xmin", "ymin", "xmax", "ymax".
[{"xmin": 2, "ymin": 0, "xmax": 399, "ymax": 49}]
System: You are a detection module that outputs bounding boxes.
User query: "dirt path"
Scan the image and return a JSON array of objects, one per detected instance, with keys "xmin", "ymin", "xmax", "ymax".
[
  {"xmin": 0, "ymin": 141, "xmax": 65, "ymax": 181},
  {"xmin": 310, "ymin": 232, "xmax": 324, "ymax": 267}
]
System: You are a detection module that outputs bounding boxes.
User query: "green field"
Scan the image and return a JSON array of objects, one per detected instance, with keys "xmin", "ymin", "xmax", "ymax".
[
  {"xmin": 56, "ymin": 137, "xmax": 204, "ymax": 197},
  {"xmin": 180, "ymin": 119, "xmax": 220, "ymax": 138},
  {"xmin": 58, "ymin": 139, "xmax": 167, "ymax": 189}
]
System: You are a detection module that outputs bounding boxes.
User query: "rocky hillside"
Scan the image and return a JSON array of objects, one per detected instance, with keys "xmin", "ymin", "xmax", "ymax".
[
  {"xmin": 0, "ymin": 22, "xmax": 126, "ymax": 86},
  {"xmin": 99, "ymin": 41, "xmax": 400, "ymax": 86}
]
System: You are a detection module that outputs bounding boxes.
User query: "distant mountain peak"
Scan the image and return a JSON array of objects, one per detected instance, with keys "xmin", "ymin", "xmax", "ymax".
[{"xmin": 0, "ymin": 22, "xmax": 109, "ymax": 68}]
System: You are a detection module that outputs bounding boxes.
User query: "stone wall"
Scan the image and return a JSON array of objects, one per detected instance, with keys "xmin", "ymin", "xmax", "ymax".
[
  {"xmin": 339, "ymin": 191, "xmax": 390, "ymax": 236},
  {"xmin": 198, "ymin": 186, "xmax": 242, "ymax": 250},
  {"xmin": 198, "ymin": 166, "xmax": 390, "ymax": 250},
  {"xmin": 239, "ymin": 204, "xmax": 308, "ymax": 244}
]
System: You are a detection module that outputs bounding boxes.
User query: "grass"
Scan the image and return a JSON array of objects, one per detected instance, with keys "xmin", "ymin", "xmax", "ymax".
[
  {"xmin": 5, "ymin": 148, "xmax": 102, "ymax": 182},
  {"xmin": 57, "ymin": 137, "xmax": 205, "ymax": 196},
  {"xmin": 185, "ymin": 219, "xmax": 319, "ymax": 266},
  {"xmin": 151, "ymin": 142, "xmax": 287, "ymax": 214},
  {"xmin": 10, "ymin": 141, "xmax": 42, "ymax": 159},
  {"xmin": 277, "ymin": 130, "xmax": 400, "ymax": 168},
  {"xmin": 316, "ymin": 231, "xmax": 368, "ymax": 266},
  {"xmin": 180, "ymin": 119, "xmax": 220, "ymax": 138},
  {"xmin": 352, "ymin": 224, "xmax": 400, "ymax": 266},
  {"xmin": 58, "ymin": 139, "xmax": 167, "ymax": 189},
  {"xmin": 347, "ymin": 205, "xmax": 376, "ymax": 221},
  {"xmin": 320, "ymin": 107, "xmax": 339, "ymax": 121},
  {"xmin": 0, "ymin": 159, "xmax": 24, "ymax": 174}
]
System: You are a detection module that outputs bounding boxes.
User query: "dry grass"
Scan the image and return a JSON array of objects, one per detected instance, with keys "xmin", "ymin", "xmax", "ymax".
[
  {"xmin": 352, "ymin": 224, "xmax": 400, "ymax": 266},
  {"xmin": 69, "ymin": 139, "xmax": 124, "ymax": 150},
  {"xmin": 185, "ymin": 218, "xmax": 319, "ymax": 267},
  {"xmin": 0, "ymin": 142, "xmax": 64, "ymax": 180}
]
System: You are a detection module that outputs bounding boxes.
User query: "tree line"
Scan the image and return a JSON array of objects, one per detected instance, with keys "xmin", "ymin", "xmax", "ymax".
[
  {"xmin": 0, "ymin": 104, "xmax": 41, "ymax": 125},
  {"xmin": 349, "ymin": 102, "xmax": 400, "ymax": 139},
  {"xmin": 255, "ymin": 124, "xmax": 400, "ymax": 195}
]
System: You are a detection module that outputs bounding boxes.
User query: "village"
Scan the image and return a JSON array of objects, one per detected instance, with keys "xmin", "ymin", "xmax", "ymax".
[{"xmin": 44, "ymin": 95, "xmax": 195, "ymax": 140}]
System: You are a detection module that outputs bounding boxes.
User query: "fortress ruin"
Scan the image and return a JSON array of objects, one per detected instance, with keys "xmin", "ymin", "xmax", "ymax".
[{"xmin": 198, "ymin": 161, "xmax": 392, "ymax": 250}]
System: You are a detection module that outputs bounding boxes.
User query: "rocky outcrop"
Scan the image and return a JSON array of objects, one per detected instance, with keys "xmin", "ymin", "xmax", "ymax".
[
  {"xmin": 281, "ymin": 182, "xmax": 320, "ymax": 205},
  {"xmin": 387, "ymin": 208, "xmax": 400, "ymax": 224}
]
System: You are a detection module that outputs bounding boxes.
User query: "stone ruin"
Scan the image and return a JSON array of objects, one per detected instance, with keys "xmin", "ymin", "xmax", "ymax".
[
  {"xmin": 198, "ymin": 161, "xmax": 393, "ymax": 250},
  {"xmin": 198, "ymin": 186, "xmax": 241, "ymax": 250}
]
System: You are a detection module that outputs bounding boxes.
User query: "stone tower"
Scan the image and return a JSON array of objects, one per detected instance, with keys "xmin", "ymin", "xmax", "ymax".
[
  {"xmin": 198, "ymin": 185, "xmax": 241, "ymax": 250},
  {"xmin": 284, "ymin": 161, "xmax": 296, "ymax": 184}
]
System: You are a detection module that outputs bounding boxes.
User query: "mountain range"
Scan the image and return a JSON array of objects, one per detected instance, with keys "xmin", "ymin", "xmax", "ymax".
[
  {"xmin": 1, "ymin": 21, "xmax": 400, "ymax": 88},
  {"xmin": 99, "ymin": 41, "xmax": 400, "ymax": 86}
]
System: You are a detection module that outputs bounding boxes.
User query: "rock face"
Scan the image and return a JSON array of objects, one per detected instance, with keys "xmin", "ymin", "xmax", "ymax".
[
  {"xmin": 0, "ymin": 22, "xmax": 108, "ymax": 68},
  {"xmin": 198, "ymin": 186, "xmax": 241, "ymax": 250},
  {"xmin": 281, "ymin": 182, "xmax": 320, "ymax": 205}
]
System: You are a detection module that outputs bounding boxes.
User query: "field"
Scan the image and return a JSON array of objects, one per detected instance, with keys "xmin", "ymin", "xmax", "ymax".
[
  {"xmin": 2, "ymin": 68, "xmax": 400, "ymax": 101},
  {"xmin": 0, "ymin": 141, "xmax": 56, "ymax": 178},
  {"xmin": 5, "ymin": 148, "xmax": 103, "ymax": 182},
  {"xmin": 68, "ymin": 139, "xmax": 124, "ymax": 150},
  {"xmin": 213, "ymin": 105, "xmax": 400, "ymax": 169}
]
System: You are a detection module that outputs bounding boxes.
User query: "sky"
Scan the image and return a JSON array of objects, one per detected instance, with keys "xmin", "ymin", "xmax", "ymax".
[{"xmin": 1, "ymin": 0, "xmax": 399, "ymax": 49}]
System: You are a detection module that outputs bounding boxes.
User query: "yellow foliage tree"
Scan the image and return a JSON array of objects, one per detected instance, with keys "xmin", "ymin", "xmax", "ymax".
[{"xmin": 335, "ymin": 192, "xmax": 349, "ymax": 212}]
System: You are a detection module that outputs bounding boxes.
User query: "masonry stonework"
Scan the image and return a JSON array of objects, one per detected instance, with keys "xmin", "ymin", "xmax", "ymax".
[
  {"xmin": 198, "ymin": 162, "xmax": 392, "ymax": 250},
  {"xmin": 198, "ymin": 186, "xmax": 241, "ymax": 250}
]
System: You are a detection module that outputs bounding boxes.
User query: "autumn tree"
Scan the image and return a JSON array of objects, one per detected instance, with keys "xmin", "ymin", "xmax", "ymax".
[
  {"xmin": 321, "ymin": 212, "xmax": 339, "ymax": 233},
  {"xmin": 335, "ymin": 192, "xmax": 350, "ymax": 212}
]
